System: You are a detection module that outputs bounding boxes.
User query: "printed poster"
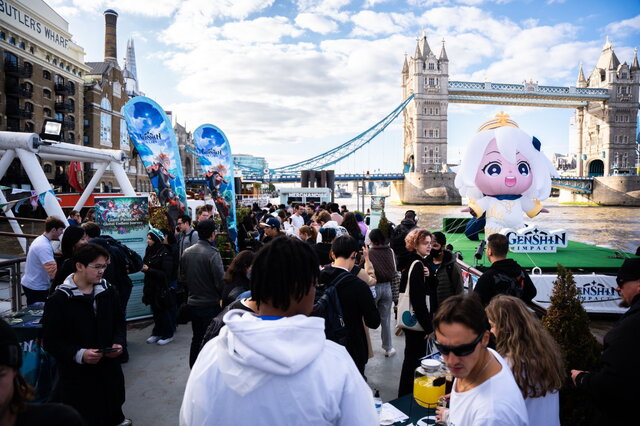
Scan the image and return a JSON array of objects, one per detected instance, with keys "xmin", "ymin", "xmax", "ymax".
[{"xmin": 94, "ymin": 196, "xmax": 150, "ymax": 319}]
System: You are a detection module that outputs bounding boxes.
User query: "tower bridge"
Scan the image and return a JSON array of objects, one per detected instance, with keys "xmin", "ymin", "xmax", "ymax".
[{"xmin": 228, "ymin": 34, "xmax": 639, "ymax": 206}]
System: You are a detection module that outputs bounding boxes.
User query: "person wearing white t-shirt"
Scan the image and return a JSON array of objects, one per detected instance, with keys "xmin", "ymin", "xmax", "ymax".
[
  {"xmin": 434, "ymin": 294, "xmax": 528, "ymax": 426},
  {"xmin": 290, "ymin": 204, "xmax": 305, "ymax": 233},
  {"xmin": 486, "ymin": 295, "xmax": 564, "ymax": 426},
  {"xmin": 21, "ymin": 216, "xmax": 66, "ymax": 305}
]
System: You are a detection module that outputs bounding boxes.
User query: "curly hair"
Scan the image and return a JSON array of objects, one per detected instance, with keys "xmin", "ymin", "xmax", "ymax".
[
  {"xmin": 486, "ymin": 295, "xmax": 565, "ymax": 398},
  {"xmin": 313, "ymin": 210, "xmax": 331, "ymax": 226},
  {"xmin": 404, "ymin": 228, "xmax": 432, "ymax": 252}
]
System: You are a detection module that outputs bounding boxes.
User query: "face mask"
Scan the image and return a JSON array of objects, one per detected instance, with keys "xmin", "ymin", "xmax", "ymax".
[{"xmin": 430, "ymin": 248, "xmax": 442, "ymax": 258}]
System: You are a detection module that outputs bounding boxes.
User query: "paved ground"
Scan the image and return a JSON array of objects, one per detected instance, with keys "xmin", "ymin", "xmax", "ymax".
[{"xmin": 122, "ymin": 318, "xmax": 407, "ymax": 425}]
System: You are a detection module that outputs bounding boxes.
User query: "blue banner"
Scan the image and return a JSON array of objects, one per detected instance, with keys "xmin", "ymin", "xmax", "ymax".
[
  {"xmin": 193, "ymin": 124, "xmax": 237, "ymax": 246},
  {"xmin": 122, "ymin": 96, "xmax": 188, "ymax": 224}
]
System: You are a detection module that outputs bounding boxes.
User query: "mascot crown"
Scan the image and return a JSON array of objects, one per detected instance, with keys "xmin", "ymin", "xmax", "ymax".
[{"xmin": 478, "ymin": 111, "xmax": 519, "ymax": 132}]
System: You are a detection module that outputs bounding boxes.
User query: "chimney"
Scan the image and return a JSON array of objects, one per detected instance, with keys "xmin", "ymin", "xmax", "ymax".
[{"xmin": 103, "ymin": 9, "xmax": 118, "ymax": 64}]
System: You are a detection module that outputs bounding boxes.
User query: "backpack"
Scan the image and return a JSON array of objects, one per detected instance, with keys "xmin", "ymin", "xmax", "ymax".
[
  {"xmin": 492, "ymin": 270, "xmax": 526, "ymax": 299},
  {"xmin": 101, "ymin": 237, "xmax": 144, "ymax": 275},
  {"xmin": 313, "ymin": 271, "xmax": 352, "ymax": 347}
]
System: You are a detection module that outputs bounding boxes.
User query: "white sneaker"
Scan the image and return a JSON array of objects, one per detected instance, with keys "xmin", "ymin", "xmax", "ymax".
[
  {"xmin": 157, "ymin": 337, "xmax": 174, "ymax": 345},
  {"xmin": 384, "ymin": 347, "xmax": 397, "ymax": 357},
  {"xmin": 146, "ymin": 336, "xmax": 160, "ymax": 344}
]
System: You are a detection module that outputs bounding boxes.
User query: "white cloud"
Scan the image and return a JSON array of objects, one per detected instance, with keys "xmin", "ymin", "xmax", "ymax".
[
  {"xmin": 49, "ymin": 0, "xmax": 179, "ymax": 18},
  {"xmin": 363, "ymin": 0, "xmax": 394, "ymax": 7},
  {"xmin": 295, "ymin": 13, "xmax": 339, "ymax": 34},
  {"xmin": 221, "ymin": 17, "xmax": 303, "ymax": 42},
  {"xmin": 605, "ymin": 15, "xmax": 640, "ymax": 39},
  {"xmin": 294, "ymin": 0, "xmax": 351, "ymax": 23},
  {"xmin": 351, "ymin": 11, "xmax": 413, "ymax": 36}
]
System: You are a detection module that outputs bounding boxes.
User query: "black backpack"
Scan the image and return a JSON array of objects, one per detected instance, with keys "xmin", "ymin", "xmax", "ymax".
[
  {"xmin": 492, "ymin": 270, "xmax": 526, "ymax": 299},
  {"xmin": 101, "ymin": 236, "xmax": 144, "ymax": 275},
  {"xmin": 313, "ymin": 271, "xmax": 351, "ymax": 347}
]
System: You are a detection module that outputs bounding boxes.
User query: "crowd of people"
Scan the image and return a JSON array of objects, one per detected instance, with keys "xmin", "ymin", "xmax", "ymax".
[{"xmin": 0, "ymin": 203, "xmax": 638, "ymax": 426}]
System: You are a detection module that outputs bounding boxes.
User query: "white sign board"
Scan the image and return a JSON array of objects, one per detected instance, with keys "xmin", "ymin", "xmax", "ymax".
[
  {"xmin": 503, "ymin": 225, "xmax": 568, "ymax": 253},
  {"xmin": 531, "ymin": 274, "xmax": 625, "ymax": 315}
]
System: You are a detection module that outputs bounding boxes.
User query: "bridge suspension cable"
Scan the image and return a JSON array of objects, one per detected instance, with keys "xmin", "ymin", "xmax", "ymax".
[{"xmin": 234, "ymin": 95, "xmax": 414, "ymax": 178}]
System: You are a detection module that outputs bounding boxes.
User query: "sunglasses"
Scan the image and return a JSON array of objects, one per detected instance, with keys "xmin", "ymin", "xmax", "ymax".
[{"xmin": 435, "ymin": 332, "xmax": 484, "ymax": 357}]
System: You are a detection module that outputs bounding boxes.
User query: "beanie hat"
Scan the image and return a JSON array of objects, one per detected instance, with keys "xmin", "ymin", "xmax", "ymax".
[
  {"xmin": 616, "ymin": 258, "xmax": 640, "ymax": 286},
  {"xmin": 0, "ymin": 318, "xmax": 21, "ymax": 368},
  {"xmin": 148, "ymin": 228, "xmax": 164, "ymax": 244}
]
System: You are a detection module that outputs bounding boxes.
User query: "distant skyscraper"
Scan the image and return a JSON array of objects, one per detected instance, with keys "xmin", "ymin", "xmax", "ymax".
[{"xmin": 123, "ymin": 38, "xmax": 140, "ymax": 96}]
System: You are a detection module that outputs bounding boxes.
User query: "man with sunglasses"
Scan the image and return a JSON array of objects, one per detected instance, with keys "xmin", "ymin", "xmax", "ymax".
[
  {"xmin": 433, "ymin": 294, "xmax": 528, "ymax": 426},
  {"xmin": 571, "ymin": 257, "xmax": 640, "ymax": 425}
]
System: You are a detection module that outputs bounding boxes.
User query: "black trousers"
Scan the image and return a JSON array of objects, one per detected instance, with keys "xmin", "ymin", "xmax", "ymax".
[
  {"xmin": 189, "ymin": 304, "xmax": 222, "ymax": 368},
  {"xmin": 398, "ymin": 328, "xmax": 428, "ymax": 397},
  {"xmin": 22, "ymin": 285, "xmax": 49, "ymax": 305}
]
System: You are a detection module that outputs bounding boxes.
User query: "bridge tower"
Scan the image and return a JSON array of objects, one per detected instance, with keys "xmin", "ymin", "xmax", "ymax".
[
  {"xmin": 576, "ymin": 40, "xmax": 640, "ymax": 176},
  {"xmin": 397, "ymin": 32, "xmax": 460, "ymax": 204}
]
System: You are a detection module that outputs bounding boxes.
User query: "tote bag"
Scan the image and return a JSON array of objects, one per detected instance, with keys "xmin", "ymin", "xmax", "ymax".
[{"xmin": 396, "ymin": 260, "xmax": 427, "ymax": 332}]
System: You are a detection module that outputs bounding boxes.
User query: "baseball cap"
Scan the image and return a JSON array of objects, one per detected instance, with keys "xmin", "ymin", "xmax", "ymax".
[
  {"xmin": 260, "ymin": 217, "xmax": 281, "ymax": 229},
  {"xmin": 616, "ymin": 258, "xmax": 640, "ymax": 286},
  {"xmin": 0, "ymin": 318, "xmax": 21, "ymax": 368}
]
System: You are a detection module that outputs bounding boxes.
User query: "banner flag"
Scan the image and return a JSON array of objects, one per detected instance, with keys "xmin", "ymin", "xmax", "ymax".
[
  {"xmin": 122, "ymin": 96, "xmax": 188, "ymax": 224},
  {"xmin": 193, "ymin": 124, "xmax": 237, "ymax": 245}
]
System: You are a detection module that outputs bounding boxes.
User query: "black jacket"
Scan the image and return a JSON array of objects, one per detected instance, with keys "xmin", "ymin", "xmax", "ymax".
[
  {"xmin": 315, "ymin": 243, "xmax": 332, "ymax": 266},
  {"xmin": 42, "ymin": 277, "xmax": 126, "ymax": 426},
  {"xmin": 180, "ymin": 240, "xmax": 224, "ymax": 307},
  {"xmin": 142, "ymin": 244, "xmax": 174, "ymax": 310},
  {"xmin": 391, "ymin": 219, "xmax": 417, "ymax": 268},
  {"xmin": 426, "ymin": 250, "xmax": 464, "ymax": 313},
  {"xmin": 400, "ymin": 253, "xmax": 433, "ymax": 333},
  {"xmin": 576, "ymin": 294, "xmax": 640, "ymax": 424},
  {"xmin": 473, "ymin": 258, "xmax": 537, "ymax": 306},
  {"xmin": 221, "ymin": 276, "xmax": 251, "ymax": 308},
  {"xmin": 318, "ymin": 266, "xmax": 380, "ymax": 371}
]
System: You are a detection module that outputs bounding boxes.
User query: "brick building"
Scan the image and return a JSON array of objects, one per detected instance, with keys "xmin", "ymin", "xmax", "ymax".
[{"xmin": 0, "ymin": 0, "xmax": 89, "ymax": 189}]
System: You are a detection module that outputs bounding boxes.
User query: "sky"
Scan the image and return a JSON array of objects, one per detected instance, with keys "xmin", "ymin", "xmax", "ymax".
[{"xmin": 48, "ymin": 0, "xmax": 640, "ymax": 174}]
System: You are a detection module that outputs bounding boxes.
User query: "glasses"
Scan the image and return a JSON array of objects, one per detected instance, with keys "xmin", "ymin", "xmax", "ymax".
[
  {"xmin": 87, "ymin": 263, "xmax": 110, "ymax": 271},
  {"xmin": 435, "ymin": 333, "xmax": 484, "ymax": 357}
]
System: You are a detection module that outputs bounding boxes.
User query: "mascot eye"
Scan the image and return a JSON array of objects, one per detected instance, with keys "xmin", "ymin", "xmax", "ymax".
[
  {"xmin": 482, "ymin": 162, "xmax": 502, "ymax": 177},
  {"xmin": 518, "ymin": 162, "xmax": 530, "ymax": 176}
]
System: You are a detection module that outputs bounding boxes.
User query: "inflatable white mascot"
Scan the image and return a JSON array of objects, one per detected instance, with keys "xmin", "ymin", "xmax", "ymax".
[{"xmin": 454, "ymin": 112, "xmax": 558, "ymax": 237}]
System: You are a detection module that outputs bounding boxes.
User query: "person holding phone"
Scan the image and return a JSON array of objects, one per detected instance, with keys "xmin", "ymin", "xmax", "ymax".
[{"xmin": 43, "ymin": 243, "xmax": 131, "ymax": 426}]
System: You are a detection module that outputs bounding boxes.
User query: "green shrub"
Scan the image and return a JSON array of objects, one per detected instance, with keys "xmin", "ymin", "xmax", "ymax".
[{"xmin": 542, "ymin": 264, "xmax": 602, "ymax": 425}]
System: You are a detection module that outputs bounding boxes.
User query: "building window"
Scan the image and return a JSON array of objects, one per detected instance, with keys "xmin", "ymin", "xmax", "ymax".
[
  {"xmin": 18, "ymin": 41, "xmax": 25, "ymax": 50},
  {"xmin": 25, "ymin": 122, "xmax": 34, "ymax": 132},
  {"xmin": 4, "ymin": 51, "xmax": 17, "ymax": 66},
  {"xmin": 428, "ymin": 63, "xmax": 435, "ymax": 70},
  {"xmin": 43, "ymin": 70, "xmax": 51, "ymax": 80},
  {"xmin": 44, "ymin": 164, "xmax": 52, "ymax": 173},
  {"xmin": 24, "ymin": 102, "xmax": 33, "ymax": 113},
  {"xmin": 55, "ymin": 112, "xmax": 63, "ymax": 121},
  {"xmin": 0, "ymin": 32, "xmax": 5, "ymax": 40},
  {"xmin": 428, "ymin": 78, "xmax": 435, "ymax": 86},
  {"xmin": 43, "ymin": 88, "xmax": 51, "ymax": 99},
  {"xmin": 54, "ymin": 74, "xmax": 63, "ymax": 85},
  {"xmin": 68, "ymin": 99, "xmax": 75, "ymax": 111},
  {"xmin": 67, "ymin": 132, "xmax": 74, "ymax": 142},
  {"xmin": 43, "ymin": 107, "xmax": 52, "ymax": 118},
  {"xmin": 29, "ymin": 46, "xmax": 34, "ymax": 54},
  {"xmin": 52, "ymin": 59, "xmax": 57, "ymax": 65},
  {"xmin": 621, "ymin": 72, "xmax": 628, "ymax": 79},
  {"xmin": 8, "ymin": 36, "xmax": 15, "ymax": 45},
  {"xmin": 120, "ymin": 119, "xmax": 130, "ymax": 151},
  {"xmin": 67, "ymin": 82, "xmax": 75, "ymax": 93},
  {"xmin": 83, "ymin": 135, "xmax": 89, "ymax": 146},
  {"xmin": 435, "ymin": 145, "xmax": 439, "ymax": 152}
]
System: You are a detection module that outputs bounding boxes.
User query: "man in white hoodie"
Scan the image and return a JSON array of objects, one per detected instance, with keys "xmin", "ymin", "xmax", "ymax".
[{"xmin": 180, "ymin": 237, "xmax": 377, "ymax": 426}]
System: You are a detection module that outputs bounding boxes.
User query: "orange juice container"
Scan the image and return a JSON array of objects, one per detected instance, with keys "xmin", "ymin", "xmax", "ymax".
[{"xmin": 413, "ymin": 359, "xmax": 446, "ymax": 408}]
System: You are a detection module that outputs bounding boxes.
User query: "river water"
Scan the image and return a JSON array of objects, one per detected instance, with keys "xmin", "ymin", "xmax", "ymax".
[
  {"xmin": 1, "ymin": 197, "xmax": 638, "ymax": 256},
  {"xmin": 338, "ymin": 197, "xmax": 640, "ymax": 255}
]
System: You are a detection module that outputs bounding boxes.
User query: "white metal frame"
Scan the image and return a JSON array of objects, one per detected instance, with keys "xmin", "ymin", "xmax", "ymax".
[{"xmin": 0, "ymin": 131, "xmax": 136, "ymax": 251}]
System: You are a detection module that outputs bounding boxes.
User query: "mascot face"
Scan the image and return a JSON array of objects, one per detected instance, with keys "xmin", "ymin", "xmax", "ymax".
[{"xmin": 474, "ymin": 139, "xmax": 533, "ymax": 196}]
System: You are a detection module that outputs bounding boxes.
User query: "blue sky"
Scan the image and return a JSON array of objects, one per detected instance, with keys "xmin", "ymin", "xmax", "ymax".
[{"xmin": 50, "ymin": 0, "xmax": 640, "ymax": 173}]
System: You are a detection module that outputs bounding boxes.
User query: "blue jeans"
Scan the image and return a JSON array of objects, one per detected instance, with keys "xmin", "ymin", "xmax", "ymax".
[
  {"xmin": 189, "ymin": 304, "xmax": 222, "ymax": 368},
  {"xmin": 374, "ymin": 282, "xmax": 393, "ymax": 351}
]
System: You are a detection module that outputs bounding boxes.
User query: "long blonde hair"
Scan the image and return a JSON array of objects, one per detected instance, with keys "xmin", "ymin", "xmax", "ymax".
[{"xmin": 486, "ymin": 295, "xmax": 565, "ymax": 398}]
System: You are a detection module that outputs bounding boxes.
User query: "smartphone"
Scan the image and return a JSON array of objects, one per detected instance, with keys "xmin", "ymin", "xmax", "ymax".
[{"xmin": 96, "ymin": 347, "xmax": 119, "ymax": 354}]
